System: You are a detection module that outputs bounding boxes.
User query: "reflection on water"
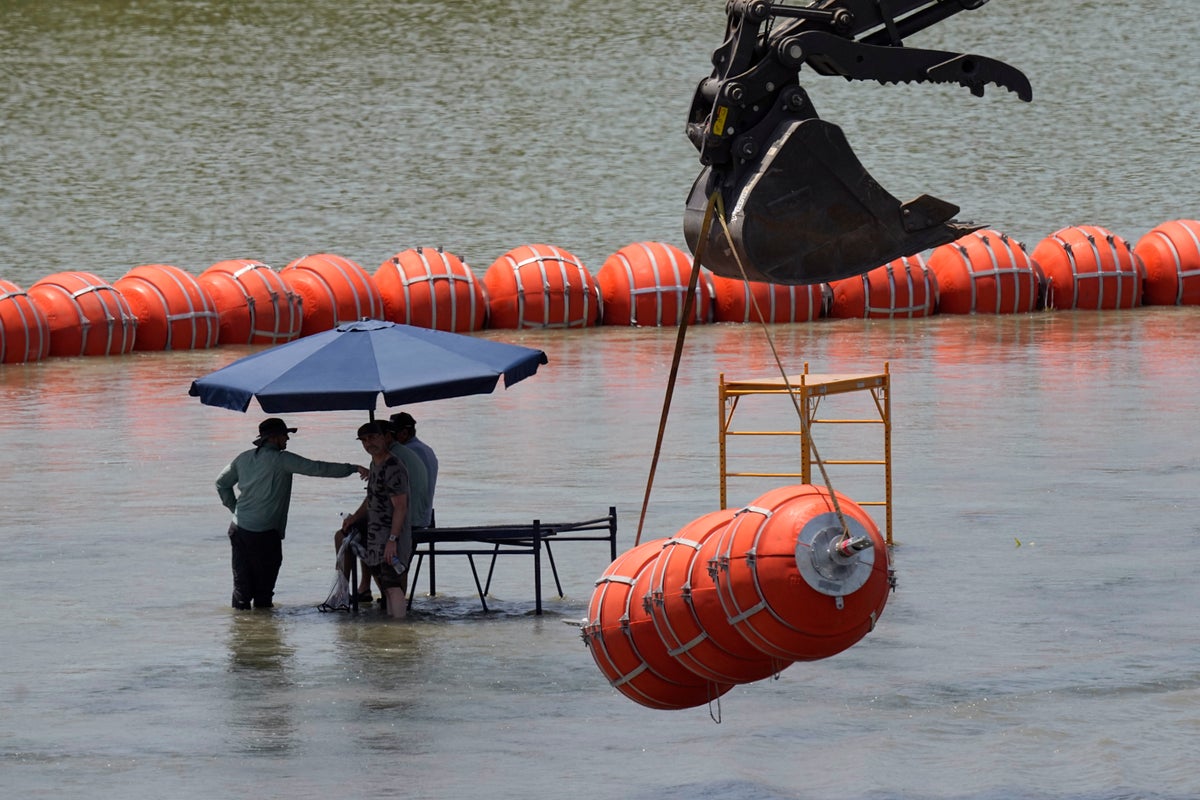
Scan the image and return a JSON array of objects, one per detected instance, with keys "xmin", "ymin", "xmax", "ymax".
[{"xmin": 225, "ymin": 612, "xmax": 297, "ymax": 754}]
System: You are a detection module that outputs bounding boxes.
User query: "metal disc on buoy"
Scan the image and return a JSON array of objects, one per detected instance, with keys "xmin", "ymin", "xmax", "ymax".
[{"xmin": 711, "ymin": 485, "xmax": 891, "ymax": 662}]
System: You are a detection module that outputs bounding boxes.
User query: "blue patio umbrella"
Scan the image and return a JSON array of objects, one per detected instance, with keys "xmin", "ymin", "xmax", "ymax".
[{"xmin": 188, "ymin": 319, "xmax": 548, "ymax": 415}]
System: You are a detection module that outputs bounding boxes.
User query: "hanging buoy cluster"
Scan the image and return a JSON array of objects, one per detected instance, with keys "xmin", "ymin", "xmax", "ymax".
[
  {"xmin": 3, "ymin": 218, "xmax": 1199, "ymax": 365},
  {"xmin": 583, "ymin": 485, "xmax": 893, "ymax": 711}
]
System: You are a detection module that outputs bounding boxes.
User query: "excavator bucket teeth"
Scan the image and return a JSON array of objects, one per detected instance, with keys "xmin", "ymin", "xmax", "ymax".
[{"xmin": 684, "ymin": 118, "xmax": 981, "ymax": 285}]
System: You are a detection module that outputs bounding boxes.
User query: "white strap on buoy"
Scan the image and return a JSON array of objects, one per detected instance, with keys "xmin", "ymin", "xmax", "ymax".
[
  {"xmin": 726, "ymin": 600, "xmax": 768, "ymax": 625},
  {"xmin": 735, "ymin": 505, "xmax": 772, "ymax": 518},
  {"xmin": 667, "ymin": 632, "xmax": 709, "ymax": 658},
  {"xmin": 596, "ymin": 574, "xmax": 637, "ymax": 587},
  {"xmin": 665, "ymin": 536, "xmax": 703, "ymax": 550}
]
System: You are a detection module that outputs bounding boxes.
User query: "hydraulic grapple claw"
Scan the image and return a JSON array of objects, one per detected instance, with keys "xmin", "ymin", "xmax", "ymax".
[{"xmin": 685, "ymin": 0, "xmax": 1030, "ymax": 285}]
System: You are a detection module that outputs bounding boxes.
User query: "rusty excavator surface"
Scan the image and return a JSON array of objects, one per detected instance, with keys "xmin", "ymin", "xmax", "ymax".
[{"xmin": 684, "ymin": 0, "xmax": 1032, "ymax": 285}]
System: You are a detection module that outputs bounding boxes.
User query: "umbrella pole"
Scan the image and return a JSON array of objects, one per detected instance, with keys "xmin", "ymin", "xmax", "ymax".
[{"xmin": 355, "ymin": 410, "xmax": 373, "ymax": 613}]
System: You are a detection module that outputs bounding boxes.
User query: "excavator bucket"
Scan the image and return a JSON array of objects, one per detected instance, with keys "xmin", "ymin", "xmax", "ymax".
[
  {"xmin": 684, "ymin": 117, "xmax": 979, "ymax": 285},
  {"xmin": 683, "ymin": 0, "xmax": 1030, "ymax": 286}
]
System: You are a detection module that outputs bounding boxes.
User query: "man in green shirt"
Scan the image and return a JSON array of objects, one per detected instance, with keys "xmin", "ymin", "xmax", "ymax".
[{"xmin": 217, "ymin": 417, "xmax": 367, "ymax": 609}]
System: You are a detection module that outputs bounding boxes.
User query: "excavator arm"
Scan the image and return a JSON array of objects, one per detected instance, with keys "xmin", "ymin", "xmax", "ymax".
[{"xmin": 683, "ymin": 0, "xmax": 1031, "ymax": 285}]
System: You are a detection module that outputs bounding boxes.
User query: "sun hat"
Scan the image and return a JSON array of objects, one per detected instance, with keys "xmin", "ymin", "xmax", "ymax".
[{"xmin": 254, "ymin": 417, "xmax": 297, "ymax": 446}]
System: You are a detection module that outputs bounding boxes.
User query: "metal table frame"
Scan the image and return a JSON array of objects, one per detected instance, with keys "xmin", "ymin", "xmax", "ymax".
[{"xmin": 406, "ymin": 506, "xmax": 618, "ymax": 614}]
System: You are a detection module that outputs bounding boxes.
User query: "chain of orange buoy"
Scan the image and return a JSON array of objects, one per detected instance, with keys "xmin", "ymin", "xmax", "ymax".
[{"xmin": 3, "ymin": 221, "xmax": 1200, "ymax": 364}]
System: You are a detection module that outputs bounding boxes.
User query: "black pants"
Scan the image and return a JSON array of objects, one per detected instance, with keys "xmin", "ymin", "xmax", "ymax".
[{"xmin": 229, "ymin": 524, "xmax": 283, "ymax": 609}]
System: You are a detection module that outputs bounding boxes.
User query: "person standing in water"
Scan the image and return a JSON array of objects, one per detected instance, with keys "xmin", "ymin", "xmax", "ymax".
[
  {"xmin": 217, "ymin": 417, "xmax": 367, "ymax": 610},
  {"xmin": 340, "ymin": 421, "xmax": 412, "ymax": 619}
]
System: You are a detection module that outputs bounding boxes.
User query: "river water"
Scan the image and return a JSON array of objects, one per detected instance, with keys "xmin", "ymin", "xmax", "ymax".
[{"xmin": 2, "ymin": 2, "xmax": 1199, "ymax": 799}]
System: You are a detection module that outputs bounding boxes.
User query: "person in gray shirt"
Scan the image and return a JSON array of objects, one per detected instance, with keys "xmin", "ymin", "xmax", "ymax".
[
  {"xmin": 217, "ymin": 417, "xmax": 366, "ymax": 609},
  {"xmin": 391, "ymin": 411, "xmax": 438, "ymax": 516}
]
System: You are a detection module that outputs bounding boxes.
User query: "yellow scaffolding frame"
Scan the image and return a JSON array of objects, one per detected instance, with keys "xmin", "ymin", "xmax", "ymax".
[{"xmin": 718, "ymin": 363, "xmax": 893, "ymax": 545}]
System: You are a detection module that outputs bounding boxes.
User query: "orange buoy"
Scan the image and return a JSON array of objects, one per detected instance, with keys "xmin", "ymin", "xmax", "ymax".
[
  {"xmin": 0, "ymin": 280, "xmax": 51, "ymax": 364},
  {"xmin": 482, "ymin": 244, "xmax": 599, "ymax": 329},
  {"xmin": 583, "ymin": 539, "xmax": 731, "ymax": 710},
  {"xmin": 645, "ymin": 509, "xmax": 785, "ymax": 684},
  {"xmin": 114, "ymin": 264, "xmax": 219, "ymax": 351},
  {"xmin": 280, "ymin": 253, "xmax": 385, "ymax": 337},
  {"xmin": 1031, "ymin": 225, "xmax": 1143, "ymax": 310},
  {"xmin": 375, "ymin": 247, "xmax": 486, "ymax": 332},
  {"xmin": 1134, "ymin": 219, "xmax": 1200, "ymax": 306},
  {"xmin": 926, "ymin": 230, "xmax": 1042, "ymax": 314},
  {"xmin": 709, "ymin": 274, "xmax": 824, "ymax": 323},
  {"xmin": 710, "ymin": 484, "xmax": 891, "ymax": 662},
  {"xmin": 27, "ymin": 272, "xmax": 138, "ymax": 357},
  {"xmin": 198, "ymin": 259, "xmax": 303, "ymax": 345},
  {"xmin": 827, "ymin": 254, "xmax": 937, "ymax": 319},
  {"xmin": 596, "ymin": 242, "xmax": 713, "ymax": 326},
  {"xmin": 685, "ymin": 507, "xmax": 791, "ymax": 668}
]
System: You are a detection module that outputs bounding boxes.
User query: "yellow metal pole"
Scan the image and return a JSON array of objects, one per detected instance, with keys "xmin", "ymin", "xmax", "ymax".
[
  {"xmin": 883, "ymin": 362, "xmax": 893, "ymax": 546},
  {"xmin": 718, "ymin": 372, "xmax": 728, "ymax": 509}
]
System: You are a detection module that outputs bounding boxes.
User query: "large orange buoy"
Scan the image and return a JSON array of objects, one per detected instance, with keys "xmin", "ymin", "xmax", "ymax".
[
  {"xmin": 280, "ymin": 253, "xmax": 385, "ymax": 337},
  {"xmin": 826, "ymin": 254, "xmax": 937, "ymax": 319},
  {"xmin": 1031, "ymin": 225, "xmax": 1143, "ymax": 310},
  {"xmin": 1134, "ymin": 219, "xmax": 1200, "ymax": 306},
  {"xmin": 926, "ymin": 230, "xmax": 1042, "ymax": 314},
  {"xmin": 596, "ymin": 242, "xmax": 713, "ymax": 326},
  {"xmin": 27, "ymin": 272, "xmax": 138, "ymax": 357},
  {"xmin": 375, "ymin": 247, "xmax": 486, "ymax": 332},
  {"xmin": 0, "ymin": 280, "xmax": 51, "ymax": 364},
  {"xmin": 709, "ymin": 274, "xmax": 824, "ymax": 323},
  {"xmin": 114, "ymin": 264, "xmax": 219, "ymax": 351},
  {"xmin": 685, "ymin": 507, "xmax": 791, "ymax": 668},
  {"xmin": 482, "ymin": 244, "xmax": 599, "ymax": 329},
  {"xmin": 710, "ymin": 484, "xmax": 891, "ymax": 662},
  {"xmin": 198, "ymin": 259, "xmax": 303, "ymax": 345},
  {"xmin": 583, "ymin": 539, "xmax": 731, "ymax": 710},
  {"xmin": 645, "ymin": 509, "xmax": 785, "ymax": 685}
]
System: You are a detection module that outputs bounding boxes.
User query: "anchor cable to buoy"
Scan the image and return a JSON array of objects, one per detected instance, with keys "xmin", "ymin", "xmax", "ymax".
[
  {"xmin": 634, "ymin": 189, "xmax": 720, "ymax": 546},
  {"xmin": 711, "ymin": 193, "xmax": 854, "ymax": 542}
]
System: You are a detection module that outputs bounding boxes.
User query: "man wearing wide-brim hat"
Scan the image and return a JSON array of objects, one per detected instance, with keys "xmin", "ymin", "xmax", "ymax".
[{"xmin": 216, "ymin": 417, "xmax": 368, "ymax": 610}]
